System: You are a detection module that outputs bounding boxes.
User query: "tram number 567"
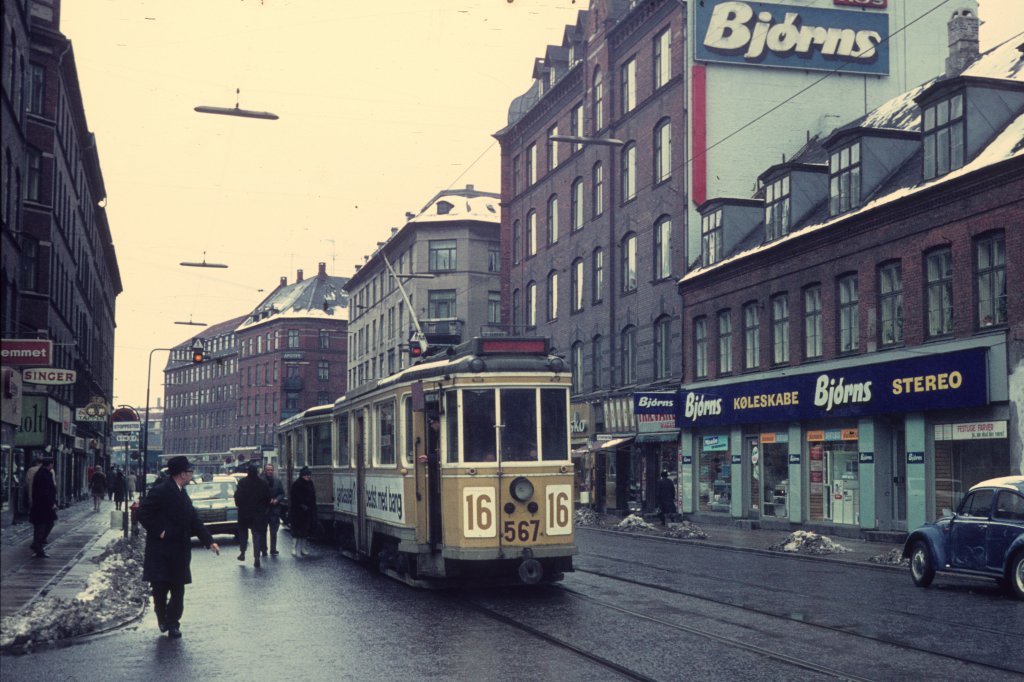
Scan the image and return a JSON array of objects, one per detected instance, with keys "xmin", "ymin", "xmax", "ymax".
[
  {"xmin": 545, "ymin": 484, "xmax": 573, "ymax": 536},
  {"xmin": 463, "ymin": 487, "xmax": 497, "ymax": 538}
]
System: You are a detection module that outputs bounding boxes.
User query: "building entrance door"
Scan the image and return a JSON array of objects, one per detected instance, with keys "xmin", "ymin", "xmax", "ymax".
[{"xmin": 891, "ymin": 429, "xmax": 907, "ymax": 531}]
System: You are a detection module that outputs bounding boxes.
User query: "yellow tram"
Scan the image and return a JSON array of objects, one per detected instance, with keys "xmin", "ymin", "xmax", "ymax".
[{"xmin": 277, "ymin": 337, "xmax": 576, "ymax": 586}]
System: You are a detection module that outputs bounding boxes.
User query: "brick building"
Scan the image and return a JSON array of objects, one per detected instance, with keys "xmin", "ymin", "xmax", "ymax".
[
  {"xmin": 1, "ymin": 0, "xmax": 121, "ymax": 521},
  {"xmin": 677, "ymin": 34, "xmax": 1023, "ymax": 535}
]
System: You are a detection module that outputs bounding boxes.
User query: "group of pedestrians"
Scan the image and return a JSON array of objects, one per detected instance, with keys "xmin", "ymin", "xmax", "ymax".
[
  {"xmin": 137, "ymin": 456, "xmax": 319, "ymax": 638},
  {"xmin": 89, "ymin": 468, "xmax": 137, "ymax": 512}
]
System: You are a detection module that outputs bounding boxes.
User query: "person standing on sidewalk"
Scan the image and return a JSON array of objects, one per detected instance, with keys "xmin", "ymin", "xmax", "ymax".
[
  {"xmin": 289, "ymin": 467, "xmax": 317, "ymax": 557},
  {"xmin": 24, "ymin": 457, "xmax": 41, "ymax": 514},
  {"xmin": 261, "ymin": 463, "xmax": 286, "ymax": 555},
  {"xmin": 29, "ymin": 457, "xmax": 58, "ymax": 558},
  {"xmin": 113, "ymin": 469, "xmax": 127, "ymax": 511},
  {"xmin": 137, "ymin": 456, "xmax": 220, "ymax": 639},
  {"xmin": 90, "ymin": 468, "xmax": 108, "ymax": 512},
  {"xmin": 656, "ymin": 470, "xmax": 677, "ymax": 526},
  {"xmin": 127, "ymin": 471, "xmax": 137, "ymax": 501},
  {"xmin": 234, "ymin": 464, "xmax": 270, "ymax": 567}
]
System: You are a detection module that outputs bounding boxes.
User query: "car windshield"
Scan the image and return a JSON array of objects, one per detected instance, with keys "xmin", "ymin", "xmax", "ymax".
[{"xmin": 188, "ymin": 482, "xmax": 235, "ymax": 501}]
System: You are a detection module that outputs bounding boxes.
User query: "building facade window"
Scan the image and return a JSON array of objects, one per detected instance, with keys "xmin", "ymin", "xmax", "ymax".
[
  {"xmin": 838, "ymin": 274, "xmax": 859, "ymax": 352},
  {"xmin": 19, "ymin": 236, "xmax": 38, "ymax": 290},
  {"xmin": 829, "ymin": 142, "xmax": 861, "ymax": 215},
  {"xmin": 743, "ymin": 302, "xmax": 760, "ymax": 370},
  {"xmin": 654, "ymin": 215, "xmax": 671, "ymax": 281},
  {"xmin": 701, "ymin": 209, "xmax": 722, "ymax": 267},
  {"xmin": 488, "ymin": 242, "xmax": 500, "ymax": 272},
  {"xmin": 526, "ymin": 281, "xmax": 537, "ymax": 327},
  {"xmin": 28, "ymin": 63, "xmax": 45, "ymax": 115},
  {"xmin": 976, "ymin": 232, "xmax": 1006, "ymax": 327},
  {"xmin": 571, "ymin": 177, "xmax": 584, "ymax": 231},
  {"xmin": 592, "ymin": 67, "xmax": 604, "ymax": 132},
  {"xmin": 547, "ymin": 194, "xmax": 559, "ymax": 244},
  {"xmin": 621, "ymin": 143, "xmax": 636, "ymax": 201},
  {"xmin": 654, "ymin": 315, "xmax": 672, "ymax": 380},
  {"xmin": 879, "ymin": 262, "xmax": 903, "ymax": 346},
  {"xmin": 592, "ymin": 162, "xmax": 604, "ymax": 217},
  {"xmin": 654, "ymin": 118, "xmax": 671, "ymax": 184},
  {"xmin": 764, "ymin": 175, "xmax": 790, "ymax": 241},
  {"xmin": 926, "ymin": 247, "xmax": 953, "ymax": 337},
  {"xmin": 718, "ymin": 310, "xmax": 732, "ymax": 374},
  {"xmin": 487, "ymin": 291, "xmax": 501, "ymax": 325},
  {"xmin": 512, "ymin": 155, "xmax": 521, "ymax": 196},
  {"xmin": 546, "ymin": 270, "xmax": 559, "ymax": 321},
  {"xmin": 771, "ymin": 294, "xmax": 789, "ymax": 364},
  {"xmin": 593, "ymin": 248, "xmax": 604, "ymax": 303},
  {"xmin": 527, "ymin": 142, "xmax": 537, "ymax": 186},
  {"xmin": 319, "ymin": 330, "xmax": 330, "ymax": 349},
  {"xmin": 923, "ymin": 93, "xmax": 964, "ymax": 180},
  {"xmin": 318, "ymin": 360, "xmax": 329, "ymax": 381},
  {"xmin": 427, "ymin": 289, "xmax": 457, "ymax": 318},
  {"xmin": 428, "ymin": 239, "xmax": 457, "ymax": 271},
  {"xmin": 592, "ymin": 335, "xmax": 604, "ymax": 389},
  {"xmin": 547, "ymin": 124, "xmax": 559, "ymax": 170},
  {"xmin": 513, "ymin": 220, "xmax": 521, "ymax": 265},
  {"xmin": 570, "ymin": 102, "xmax": 584, "ymax": 153},
  {"xmin": 288, "ymin": 330, "xmax": 300, "ymax": 349},
  {"xmin": 527, "ymin": 210, "xmax": 537, "ymax": 257},
  {"xmin": 621, "ymin": 325, "xmax": 637, "ymax": 385},
  {"xmin": 571, "ymin": 258, "xmax": 584, "ymax": 313},
  {"xmin": 571, "ymin": 342, "xmax": 584, "ymax": 394},
  {"xmin": 621, "ymin": 57, "xmax": 636, "ymax": 114},
  {"xmin": 654, "ymin": 27, "xmax": 671, "ymax": 89},
  {"xmin": 27, "ymin": 149, "xmax": 41, "ymax": 202},
  {"xmin": 621, "ymin": 233, "xmax": 637, "ymax": 292},
  {"xmin": 694, "ymin": 317, "xmax": 708, "ymax": 379},
  {"xmin": 804, "ymin": 285, "xmax": 822, "ymax": 359}
]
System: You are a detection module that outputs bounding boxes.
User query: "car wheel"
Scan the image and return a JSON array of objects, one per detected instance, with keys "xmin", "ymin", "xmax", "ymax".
[
  {"xmin": 1008, "ymin": 551, "xmax": 1024, "ymax": 600},
  {"xmin": 909, "ymin": 540, "xmax": 935, "ymax": 588}
]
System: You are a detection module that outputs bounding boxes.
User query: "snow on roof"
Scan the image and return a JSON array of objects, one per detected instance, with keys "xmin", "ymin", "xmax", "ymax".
[
  {"xmin": 408, "ymin": 193, "xmax": 500, "ymax": 224},
  {"xmin": 859, "ymin": 80, "xmax": 934, "ymax": 132},
  {"xmin": 961, "ymin": 36, "xmax": 1024, "ymax": 81},
  {"xmin": 681, "ymin": 113, "xmax": 1024, "ymax": 283}
]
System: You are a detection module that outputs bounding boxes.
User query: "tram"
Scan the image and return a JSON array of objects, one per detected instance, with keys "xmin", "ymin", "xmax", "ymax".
[{"xmin": 277, "ymin": 336, "xmax": 576, "ymax": 586}]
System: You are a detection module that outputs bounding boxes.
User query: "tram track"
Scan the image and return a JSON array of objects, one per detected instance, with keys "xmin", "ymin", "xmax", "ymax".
[{"xmin": 569, "ymin": 566, "xmax": 1024, "ymax": 677}]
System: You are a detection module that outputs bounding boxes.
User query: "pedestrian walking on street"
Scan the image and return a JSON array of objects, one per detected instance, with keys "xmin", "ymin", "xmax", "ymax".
[
  {"xmin": 656, "ymin": 470, "xmax": 677, "ymax": 526},
  {"xmin": 29, "ymin": 457, "xmax": 58, "ymax": 558},
  {"xmin": 289, "ymin": 467, "xmax": 317, "ymax": 557},
  {"xmin": 24, "ymin": 457, "xmax": 41, "ymax": 513},
  {"xmin": 127, "ymin": 472, "xmax": 137, "ymax": 501},
  {"xmin": 234, "ymin": 464, "xmax": 270, "ymax": 567},
  {"xmin": 90, "ymin": 468, "xmax": 108, "ymax": 512},
  {"xmin": 114, "ymin": 469, "xmax": 127, "ymax": 511},
  {"xmin": 261, "ymin": 463, "xmax": 286, "ymax": 555},
  {"xmin": 137, "ymin": 456, "xmax": 220, "ymax": 639}
]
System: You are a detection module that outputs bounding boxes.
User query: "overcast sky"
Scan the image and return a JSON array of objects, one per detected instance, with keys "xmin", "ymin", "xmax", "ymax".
[{"xmin": 58, "ymin": 0, "xmax": 1022, "ymax": 409}]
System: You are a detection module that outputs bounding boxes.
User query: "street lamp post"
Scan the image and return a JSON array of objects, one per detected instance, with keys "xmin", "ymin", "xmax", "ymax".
[{"xmin": 141, "ymin": 347, "xmax": 173, "ymax": 499}]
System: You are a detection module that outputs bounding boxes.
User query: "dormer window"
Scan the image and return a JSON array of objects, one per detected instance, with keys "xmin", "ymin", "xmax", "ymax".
[
  {"xmin": 829, "ymin": 141, "xmax": 861, "ymax": 215},
  {"xmin": 923, "ymin": 93, "xmax": 964, "ymax": 180},
  {"xmin": 764, "ymin": 175, "xmax": 790, "ymax": 241},
  {"xmin": 701, "ymin": 209, "xmax": 722, "ymax": 267},
  {"xmin": 436, "ymin": 200, "xmax": 453, "ymax": 215}
]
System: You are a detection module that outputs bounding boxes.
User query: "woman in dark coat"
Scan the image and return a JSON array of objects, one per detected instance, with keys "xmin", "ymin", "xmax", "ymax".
[
  {"xmin": 234, "ymin": 465, "xmax": 270, "ymax": 567},
  {"xmin": 655, "ymin": 470, "xmax": 677, "ymax": 526},
  {"xmin": 113, "ymin": 470, "xmax": 127, "ymax": 510},
  {"xmin": 90, "ymin": 469, "xmax": 107, "ymax": 512},
  {"xmin": 289, "ymin": 467, "xmax": 317, "ymax": 557},
  {"xmin": 29, "ymin": 459, "xmax": 58, "ymax": 558}
]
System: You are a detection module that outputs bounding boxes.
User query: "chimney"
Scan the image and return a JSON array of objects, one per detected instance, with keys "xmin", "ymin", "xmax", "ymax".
[
  {"xmin": 279, "ymin": 276, "xmax": 287, "ymax": 288},
  {"xmin": 296, "ymin": 269, "xmax": 304, "ymax": 283},
  {"xmin": 466, "ymin": 184, "xmax": 475, "ymax": 192},
  {"xmin": 946, "ymin": 8, "xmax": 980, "ymax": 77},
  {"xmin": 318, "ymin": 262, "xmax": 327, "ymax": 279}
]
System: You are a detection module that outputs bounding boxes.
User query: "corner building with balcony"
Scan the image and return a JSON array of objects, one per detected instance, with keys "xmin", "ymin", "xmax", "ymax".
[
  {"xmin": 677, "ymin": 33, "xmax": 1023, "ymax": 537},
  {"xmin": 495, "ymin": 0, "xmax": 961, "ymax": 514}
]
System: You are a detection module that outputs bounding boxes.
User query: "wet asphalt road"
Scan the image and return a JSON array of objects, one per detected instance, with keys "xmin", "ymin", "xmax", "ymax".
[{"xmin": 1, "ymin": 529, "xmax": 1022, "ymax": 681}]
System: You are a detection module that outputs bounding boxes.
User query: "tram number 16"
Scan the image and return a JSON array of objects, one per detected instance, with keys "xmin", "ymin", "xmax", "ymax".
[
  {"xmin": 545, "ymin": 484, "xmax": 573, "ymax": 536},
  {"xmin": 463, "ymin": 487, "xmax": 497, "ymax": 538}
]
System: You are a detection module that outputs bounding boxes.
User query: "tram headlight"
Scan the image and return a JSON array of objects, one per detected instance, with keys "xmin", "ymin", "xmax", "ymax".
[{"xmin": 509, "ymin": 476, "xmax": 534, "ymax": 502}]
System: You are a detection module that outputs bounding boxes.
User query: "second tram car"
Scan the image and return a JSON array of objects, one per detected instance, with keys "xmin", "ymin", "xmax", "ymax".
[{"xmin": 278, "ymin": 337, "xmax": 576, "ymax": 586}]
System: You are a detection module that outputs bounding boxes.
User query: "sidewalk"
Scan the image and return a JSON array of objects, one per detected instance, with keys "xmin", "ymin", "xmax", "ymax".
[{"xmin": 0, "ymin": 499, "xmax": 128, "ymax": 621}]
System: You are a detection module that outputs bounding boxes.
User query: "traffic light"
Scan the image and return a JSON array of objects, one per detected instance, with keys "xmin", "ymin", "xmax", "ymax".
[
  {"xmin": 191, "ymin": 339, "xmax": 205, "ymax": 364},
  {"xmin": 409, "ymin": 336, "xmax": 427, "ymax": 360}
]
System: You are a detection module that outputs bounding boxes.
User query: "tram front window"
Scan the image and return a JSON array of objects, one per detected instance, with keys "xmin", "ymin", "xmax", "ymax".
[
  {"xmin": 540, "ymin": 388, "xmax": 568, "ymax": 461},
  {"xmin": 462, "ymin": 389, "xmax": 497, "ymax": 462},
  {"xmin": 501, "ymin": 388, "xmax": 538, "ymax": 461}
]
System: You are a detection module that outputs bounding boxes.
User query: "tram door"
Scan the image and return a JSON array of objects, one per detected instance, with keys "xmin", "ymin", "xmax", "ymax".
[{"xmin": 355, "ymin": 411, "xmax": 367, "ymax": 554}]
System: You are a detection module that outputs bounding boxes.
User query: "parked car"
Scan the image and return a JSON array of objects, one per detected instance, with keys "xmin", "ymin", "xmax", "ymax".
[
  {"xmin": 903, "ymin": 475, "xmax": 1024, "ymax": 599},
  {"xmin": 188, "ymin": 480, "xmax": 239, "ymax": 537}
]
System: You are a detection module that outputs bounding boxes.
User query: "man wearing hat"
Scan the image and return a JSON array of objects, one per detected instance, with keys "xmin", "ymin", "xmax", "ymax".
[
  {"xmin": 137, "ymin": 456, "xmax": 221, "ymax": 638},
  {"xmin": 29, "ymin": 457, "xmax": 57, "ymax": 558}
]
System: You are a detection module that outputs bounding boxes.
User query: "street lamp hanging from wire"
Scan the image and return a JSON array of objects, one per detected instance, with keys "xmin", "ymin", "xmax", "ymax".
[{"xmin": 195, "ymin": 88, "xmax": 278, "ymax": 121}]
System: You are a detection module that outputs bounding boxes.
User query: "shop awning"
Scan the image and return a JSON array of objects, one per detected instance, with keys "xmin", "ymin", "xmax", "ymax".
[
  {"xmin": 635, "ymin": 431, "xmax": 680, "ymax": 444},
  {"xmin": 598, "ymin": 436, "xmax": 634, "ymax": 451}
]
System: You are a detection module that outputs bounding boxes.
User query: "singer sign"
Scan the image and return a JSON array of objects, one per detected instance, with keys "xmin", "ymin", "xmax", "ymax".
[{"xmin": 696, "ymin": 0, "xmax": 890, "ymax": 75}]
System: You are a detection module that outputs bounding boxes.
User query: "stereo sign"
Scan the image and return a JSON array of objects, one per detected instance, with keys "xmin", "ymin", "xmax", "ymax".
[{"xmin": 696, "ymin": 0, "xmax": 889, "ymax": 75}]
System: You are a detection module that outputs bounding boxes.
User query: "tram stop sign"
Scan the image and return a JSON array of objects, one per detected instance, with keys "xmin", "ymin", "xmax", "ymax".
[{"xmin": 111, "ymin": 406, "xmax": 141, "ymax": 433}]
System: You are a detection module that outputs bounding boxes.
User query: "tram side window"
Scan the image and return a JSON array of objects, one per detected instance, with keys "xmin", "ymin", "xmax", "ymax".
[
  {"xmin": 463, "ymin": 389, "xmax": 497, "ymax": 462},
  {"xmin": 336, "ymin": 413, "xmax": 350, "ymax": 467},
  {"xmin": 311, "ymin": 423, "xmax": 331, "ymax": 466},
  {"xmin": 540, "ymin": 388, "xmax": 569, "ymax": 461},
  {"xmin": 403, "ymin": 397, "xmax": 414, "ymax": 465},
  {"xmin": 445, "ymin": 391, "xmax": 459, "ymax": 464},
  {"xmin": 501, "ymin": 388, "xmax": 538, "ymax": 461},
  {"xmin": 377, "ymin": 401, "xmax": 396, "ymax": 466}
]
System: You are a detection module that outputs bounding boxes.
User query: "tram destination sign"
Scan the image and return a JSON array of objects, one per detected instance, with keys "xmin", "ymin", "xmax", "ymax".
[
  {"xmin": 695, "ymin": 0, "xmax": 890, "ymax": 75},
  {"xmin": 678, "ymin": 348, "xmax": 988, "ymax": 428}
]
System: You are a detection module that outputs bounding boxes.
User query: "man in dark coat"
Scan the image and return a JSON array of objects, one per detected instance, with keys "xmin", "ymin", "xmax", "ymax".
[
  {"xmin": 90, "ymin": 468, "xmax": 108, "ymax": 512},
  {"xmin": 234, "ymin": 464, "xmax": 270, "ymax": 567},
  {"xmin": 260, "ymin": 463, "xmax": 286, "ymax": 556},
  {"xmin": 29, "ymin": 458, "xmax": 58, "ymax": 558},
  {"xmin": 137, "ymin": 456, "xmax": 220, "ymax": 638},
  {"xmin": 656, "ymin": 470, "xmax": 677, "ymax": 526},
  {"xmin": 289, "ymin": 467, "xmax": 317, "ymax": 557},
  {"xmin": 113, "ymin": 469, "xmax": 127, "ymax": 510}
]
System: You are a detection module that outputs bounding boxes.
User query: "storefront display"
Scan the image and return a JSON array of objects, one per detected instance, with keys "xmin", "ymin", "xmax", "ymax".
[
  {"xmin": 808, "ymin": 428, "xmax": 859, "ymax": 524},
  {"xmin": 699, "ymin": 435, "xmax": 730, "ymax": 512},
  {"xmin": 758, "ymin": 433, "xmax": 789, "ymax": 518},
  {"xmin": 933, "ymin": 421, "xmax": 1009, "ymax": 518}
]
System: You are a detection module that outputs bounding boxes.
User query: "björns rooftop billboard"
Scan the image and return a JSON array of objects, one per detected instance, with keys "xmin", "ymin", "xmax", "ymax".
[{"xmin": 696, "ymin": 0, "xmax": 890, "ymax": 75}]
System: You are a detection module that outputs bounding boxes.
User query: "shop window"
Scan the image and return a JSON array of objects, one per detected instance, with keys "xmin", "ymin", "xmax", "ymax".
[
  {"xmin": 699, "ymin": 444, "xmax": 730, "ymax": 512},
  {"xmin": 807, "ymin": 431, "xmax": 860, "ymax": 525},
  {"xmin": 757, "ymin": 436, "xmax": 789, "ymax": 518},
  {"xmin": 933, "ymin": 422, "xmax": 1010, "ymax": 519},
  {"xmin": 975, "ymin": 232, "xmax": 1006, "ymax": 328}
]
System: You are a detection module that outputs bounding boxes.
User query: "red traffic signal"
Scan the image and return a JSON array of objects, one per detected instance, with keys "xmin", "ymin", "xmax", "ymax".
[{"xmin": 192, "ymin": 348, "xmax": 205, "ymax": 363}]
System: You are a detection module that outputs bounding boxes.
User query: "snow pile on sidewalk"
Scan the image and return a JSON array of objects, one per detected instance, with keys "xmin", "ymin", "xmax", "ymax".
[
  {"xmin": 574, "ymin": 508, "xmax": 606, "ymax": 528},
  {"xmin": 664, "ymin": 521, "xmax": 709, "ymax": 540},
  {"xmin": 615, "ymin": 514, "xmax": 657, "ymax": 532},
  {"xmin": 868, "ymin": 547, "xmax": 910, "ymax": 566},
  {"xmin": 769, "ymin": 530, "xmax": 851, "ymax": 555},
  {"xmin": 0, "ymin": 537, "xmax": 147, "ymax": 651}
]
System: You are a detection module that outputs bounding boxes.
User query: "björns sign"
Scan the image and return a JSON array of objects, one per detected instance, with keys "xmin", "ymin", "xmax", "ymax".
[
  {"xmin": 696, "ymin": 0, "xmax": 889, "ymax": 75},
  {"xmin": 679, "ymin": 348, "xmax": 987, "ymax": 427}
]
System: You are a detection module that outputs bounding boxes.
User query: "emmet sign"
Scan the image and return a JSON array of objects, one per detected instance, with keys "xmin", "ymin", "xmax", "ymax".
[
  {"xmin": 696, "ymin": 0, "xmax": 890, "ymax": 75},
  {"xmin": 0, "ymin": 339, "xmax": 54, "ymax": 366}
]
